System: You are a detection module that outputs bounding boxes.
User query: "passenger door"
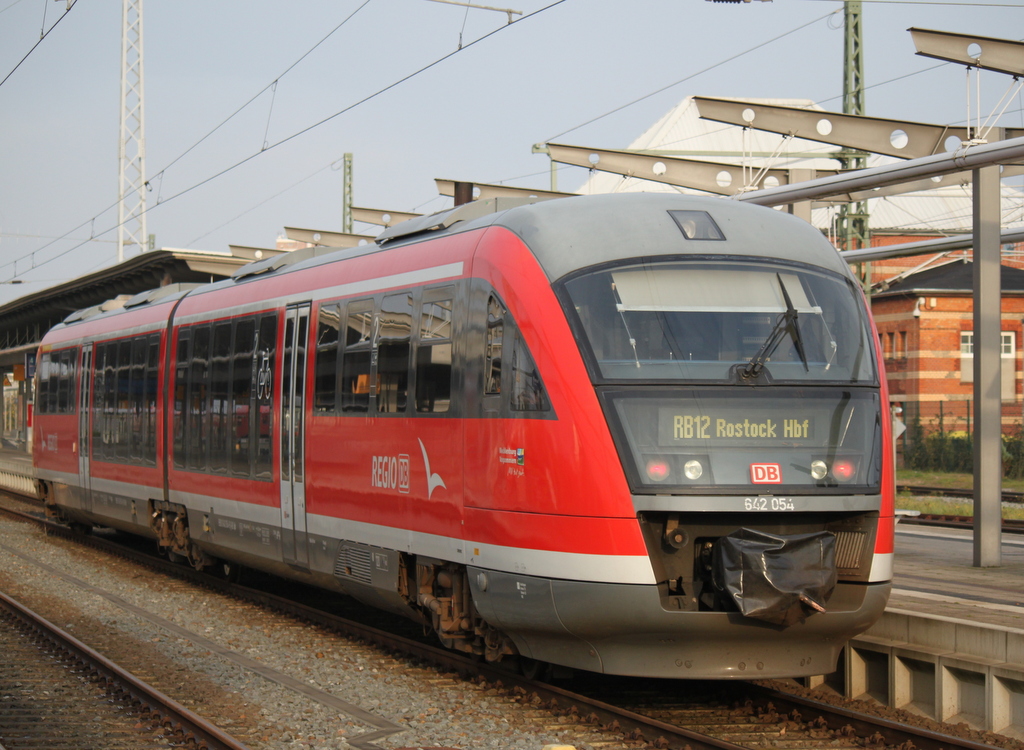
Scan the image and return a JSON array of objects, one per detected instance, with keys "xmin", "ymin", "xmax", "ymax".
[
  {"xmin": 77, "ymin": 344, "xmax": 93, "ymax": 510},
  {"xmin": 280, "ymin": 304, "xmax": 310, "ymax": 567}
]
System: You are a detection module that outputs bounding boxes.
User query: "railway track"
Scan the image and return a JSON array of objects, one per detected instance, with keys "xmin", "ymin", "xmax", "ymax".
[
  {"xmin": 0, "ymin": 494, "xmax": 1013, "ymax": 750},
  {"xmin": 0, "ymin": 588, "xmax": 250, "ymax": 750},
  {"xmin": 898, "ymin": 483, "xmax": 1024, "ymax": 503}
]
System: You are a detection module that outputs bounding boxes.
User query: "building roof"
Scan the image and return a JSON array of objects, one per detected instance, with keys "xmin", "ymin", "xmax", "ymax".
[
  {"xmin": 0, "ymin": 249, "xmax": 250, "ymax": 366},
  {"xmin": 574, "ymin": 96, "xmax": 1024, "ymax": 235},
  {"xmin": 874, "ymin": 258, "xmax": 1024, "ymax": 297}
]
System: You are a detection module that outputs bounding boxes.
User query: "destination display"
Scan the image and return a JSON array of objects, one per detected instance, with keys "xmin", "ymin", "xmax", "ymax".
[{"xmin": 658, "ymin": 408, "xmax": 815, "ymax": 446}]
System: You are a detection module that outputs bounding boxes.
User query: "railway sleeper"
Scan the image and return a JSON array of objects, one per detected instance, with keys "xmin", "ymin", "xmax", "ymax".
[{"xmin": 415, "ymin": 560, "xmax": 516, "ymax": 663}]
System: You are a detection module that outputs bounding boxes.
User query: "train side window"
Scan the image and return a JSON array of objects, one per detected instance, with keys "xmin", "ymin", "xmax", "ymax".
[
  {"xmin": 254, "ymin": 314, "xmax": 277, "ymax": 480},
  {"xmin": 209, "ymin": 322, "xmax": 232, "ymax": 474},
  {"xmin": 38, "ymin": 353, "xmax": 53, "ymax": 414},
  {"xmin": 101, "ymin": 344, "xmax": 116, "ymax": 459},
  {"xmin": 173, "ymin": 331, "xmax": 191, "ymax": 470},
  {"xmin": 376, "ymin": 293, "xmax": 413, "ymax": 414},
  {"xmin": 485, "ymin": 296, "xmax": 504, "ymax": 395},
  {"xmin": 57, "ymin": 348, "xmax": 75, "ymax": 414},
  {"xmin": 130, "ymin": 337, "xmax": 147, "ymax": 462},
  {"xmin": 231, "ymin": 318, "xmax": 255, "ymax": 478},
  {"xmin": 53, "ymin": 351, "xmax": 64, "ymax": 413},
  {"xmin": 115, "ymin": 340, "xmax": 132, "ymax": 461},
  {"xmin": 144, "ymin": 335, "xmax": 160, "ymax": 466},
  {"xmin": 415, "ymin": 296, "xmax": 452, "ymax": 413},
  {"xmin": 314, "ymin": 303, "xmax": 341, "ymax": 414},
  {"xmin": 340, "ymin": 301, "xmax": 372, "ymax": 413},
  {"xmin": 188, "ymin": 326, "xmax": 211, "ymax": 472},
  {"xmin": 510, "ymin": 329, "xmax": 550, "ymax": 412}
]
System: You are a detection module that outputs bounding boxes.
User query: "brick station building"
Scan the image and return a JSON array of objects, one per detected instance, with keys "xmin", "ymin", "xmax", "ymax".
[{"xmin": 870, "ymin": 258, "xmax": 1024, "ymax": 438}]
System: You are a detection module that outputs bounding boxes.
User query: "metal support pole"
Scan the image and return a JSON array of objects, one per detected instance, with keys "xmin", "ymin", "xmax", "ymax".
[
  {"xmin": 342, "ymin": 153, "xmax": 353, "ymax": 234},
  {"xmin": 786, "ymin": 170, "xmax": 814, "ymax": 223},
  {"xmin": 453, "ymin": 181, "xmax": 474, "ymax": 206},
  {"xmin": 972, "ymin": 164, "xmax": 1002, "ymax": 567}
]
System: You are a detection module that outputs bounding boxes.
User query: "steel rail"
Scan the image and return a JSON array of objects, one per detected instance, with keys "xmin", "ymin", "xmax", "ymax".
[
  {"xmin": 0, "ymin": 588, "xmax": 252, "ymax": 750},
  {"xmin": 0, "ymin": 497, "xmax": 1006, "ymax": 750},
  {"xmin": 899, "ymin": 483, "xmax": 1024, "ymax": 503}
]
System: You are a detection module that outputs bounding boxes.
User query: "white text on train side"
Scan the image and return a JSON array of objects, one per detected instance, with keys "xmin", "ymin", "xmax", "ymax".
[{"xmin": 371, "ymin": 454, "xmax": 410, "ymax": 493}]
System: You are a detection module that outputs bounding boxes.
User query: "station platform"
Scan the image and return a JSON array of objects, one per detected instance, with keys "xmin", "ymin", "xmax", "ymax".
[
  {"xmin": 0, "ymin": 447, "xmax": 33, "ymax": 497},
  {"xmin": 2, "ymin": 447, "xmax": 1021, "ymax": 736},
  {"xmin": 833, "ymin": 521, "xmax": 1024, "ymax": 738}
]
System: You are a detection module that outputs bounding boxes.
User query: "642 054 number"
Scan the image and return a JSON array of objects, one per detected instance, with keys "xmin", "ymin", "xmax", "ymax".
[{"xmin": 744, "ymin": 497, "xmax": 795, "ymax": 511}]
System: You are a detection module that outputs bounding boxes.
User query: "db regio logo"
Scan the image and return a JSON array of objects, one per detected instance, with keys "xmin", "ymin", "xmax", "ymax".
[{"xmin": 372, "ymin": 454, "xmax": 410, "ymax": 493}]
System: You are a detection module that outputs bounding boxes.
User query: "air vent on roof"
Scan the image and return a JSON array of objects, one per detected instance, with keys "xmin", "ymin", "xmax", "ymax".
[
  {"xmin": 376, "ymin": 196, "xmax": 551, "ymax": 244},
  {"xmin": 63, "ymin": 295, "xmax": 132, "ymax": 324},
  {"xmin": 232, "ymin": 245, "xmax": 340, "ymax": 281},
  {"xmin": 123, "ymin": 283, "xmax": 201, "ymax": 309}
]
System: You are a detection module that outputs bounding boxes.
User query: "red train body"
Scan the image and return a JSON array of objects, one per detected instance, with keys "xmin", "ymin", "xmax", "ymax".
[{"xmin": 33, "ymin": 193, "xmax": 894, "ymax": 678}]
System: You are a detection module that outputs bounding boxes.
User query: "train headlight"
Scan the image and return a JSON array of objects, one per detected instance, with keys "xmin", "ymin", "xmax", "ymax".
[
  {"xmin": 645, "ymin": 459, "xmax": 671, "ymax": 482},
  {"xmin": 810, "ymin": 460, "xmax": 828, "ymax": 480},
  {"xmin": 683, "ymin": 459, "xmax": 704, "ymax": 480}
]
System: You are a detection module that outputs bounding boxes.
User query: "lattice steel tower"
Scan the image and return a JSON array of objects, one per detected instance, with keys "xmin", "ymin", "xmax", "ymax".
[
  {"xmin": 838, "ymin": 1, "xmax": 869, "ymax": 255},
  {"xmin": 118, "ymin": 0, "xmax": 147, "ymax": 263}
]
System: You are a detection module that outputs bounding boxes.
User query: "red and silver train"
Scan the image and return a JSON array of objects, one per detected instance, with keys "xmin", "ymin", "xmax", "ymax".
[{"xmin": 33, "ymin": 193, "xmax": 894, "ymax": 679}]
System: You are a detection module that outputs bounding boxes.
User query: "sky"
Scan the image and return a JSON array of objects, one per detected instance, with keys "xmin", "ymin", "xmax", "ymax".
[{"xmin": 0, "ymin": 0, "xmax": 1022, "ymax": 306}]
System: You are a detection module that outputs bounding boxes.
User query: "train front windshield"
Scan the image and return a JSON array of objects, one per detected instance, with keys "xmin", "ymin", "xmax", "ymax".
[{"xmin": 563, "ymin": 259, "xmax": 882, "ymax": 493}]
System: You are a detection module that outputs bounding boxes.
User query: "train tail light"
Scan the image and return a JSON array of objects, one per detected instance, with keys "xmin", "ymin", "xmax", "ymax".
[
  {"xmin": 832, "ymin": 459, "xmax": 857, "ymax": 482},
  {"xmin": 645, "ymin": 458, "xmax": 671, "ymax": 482}
]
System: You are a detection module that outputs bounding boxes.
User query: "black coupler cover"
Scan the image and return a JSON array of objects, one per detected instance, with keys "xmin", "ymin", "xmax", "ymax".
[{"xmin": 711, "ymin": 528, "xmax": 837, "ymax": 627}]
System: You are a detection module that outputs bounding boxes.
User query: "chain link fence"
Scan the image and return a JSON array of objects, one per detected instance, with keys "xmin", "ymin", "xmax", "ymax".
[{"xmin": 898, "ymin": 399, "xmax": 1024, "ymax": 476}]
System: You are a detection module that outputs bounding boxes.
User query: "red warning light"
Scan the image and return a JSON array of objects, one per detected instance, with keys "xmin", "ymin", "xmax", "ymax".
[
  {"xmin": 833, "ymin": 460, "xmax": 856, "ymax": 482},
  {"xmin": 646, "ymin": 459, "xmax": 671, "ymax": 482}
]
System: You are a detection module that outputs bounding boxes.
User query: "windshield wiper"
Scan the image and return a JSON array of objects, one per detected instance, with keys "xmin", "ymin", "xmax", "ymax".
[{"xmin": 740, "ymin": 274, "xmax": 809, "ymax": 380}]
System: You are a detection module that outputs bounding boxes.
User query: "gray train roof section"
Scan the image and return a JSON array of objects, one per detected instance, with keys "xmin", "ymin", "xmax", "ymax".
[{"xmin": 487, "ymin": 193, "xmax": 852, "ymax": 283}]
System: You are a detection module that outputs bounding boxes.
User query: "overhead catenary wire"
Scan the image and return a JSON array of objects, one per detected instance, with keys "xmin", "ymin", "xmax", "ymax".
[
  {"xmin": 0, "ymin": 1, "xmax": 374, "ymax": 278},
  {"xmin": 543, "ymin": 9, "xmax": 838, "ymax": 144},
  {"xmin": 0, "ymin": 0, "xmax": 568, "ymax": 283},
  {"xmin": 0, "ymin": 0, "xmax": 76, "ymax": 90},
  {"xmin": 151, "ymin": 0, "xmax": 375, "ymax": 182}
]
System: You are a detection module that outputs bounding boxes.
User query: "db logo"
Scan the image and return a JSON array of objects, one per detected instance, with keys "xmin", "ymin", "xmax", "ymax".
[{"xmin": 750, "ymin": 463, "xmax": 782, "ymax": 484}]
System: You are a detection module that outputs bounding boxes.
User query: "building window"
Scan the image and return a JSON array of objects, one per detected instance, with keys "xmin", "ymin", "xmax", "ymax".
[{"xmin": 960, "ymin": 330, "xmax": 1016, "ymax": 400}]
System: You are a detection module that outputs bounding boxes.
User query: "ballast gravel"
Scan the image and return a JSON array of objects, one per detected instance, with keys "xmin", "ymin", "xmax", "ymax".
[{"xmin": 0, "ymin": 515, "xmax": 601, "ymax": 750}]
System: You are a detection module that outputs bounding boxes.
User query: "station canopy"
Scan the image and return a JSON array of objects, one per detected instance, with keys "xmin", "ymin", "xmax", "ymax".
[{"xmin": 574, "ymin": 96, "xmax": 1024, "ymax": 237}]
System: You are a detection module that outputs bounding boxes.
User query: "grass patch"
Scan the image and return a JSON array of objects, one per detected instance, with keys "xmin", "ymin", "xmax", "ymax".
[
  {"xmin": 897, "ymin": 469, "xmax": 1024, "ymax": 494},
  {"xmin": 894, "ymin": 492, "xmax": 1024, "ymax": 520}
]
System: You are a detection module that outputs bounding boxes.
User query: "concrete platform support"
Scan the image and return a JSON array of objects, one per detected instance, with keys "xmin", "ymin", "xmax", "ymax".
[
  {"xmin": 0, "ymin": 458, "xmax": 35, "ymax": 497},
  {"xmin": 839, "ymin": 608, "xmax": 1024, "ymax": 738}
]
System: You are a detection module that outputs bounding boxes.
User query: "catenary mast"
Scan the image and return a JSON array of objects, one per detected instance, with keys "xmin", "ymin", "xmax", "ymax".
[{"xmin": 118, "ymin": 0, "xmax": 147, "ymax": 263}]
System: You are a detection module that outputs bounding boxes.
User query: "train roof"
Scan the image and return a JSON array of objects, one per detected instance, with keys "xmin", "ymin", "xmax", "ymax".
[
  {"xmin": 487, "ymin": 193, "xmax": 852, "ymax": 282},
  {"xmin": 376, "ymin": 192, "xmax": 851, "ymax": 282},
  {"xmin": 201, "ymin": 194, "xmax": 853, "ymax": 296},
  {"xmin": 48, "ymin": 194, "xmax": 852, "ymax": 337}
]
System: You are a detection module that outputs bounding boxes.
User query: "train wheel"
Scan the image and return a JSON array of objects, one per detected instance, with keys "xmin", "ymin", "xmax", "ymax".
[
  {"xmin": 518, "ymin": 657, "xmax": 552, "ymax": 682},
  {"xmin": 219, "ymin": 560, "xmax": 242, "ymax": 583}
]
